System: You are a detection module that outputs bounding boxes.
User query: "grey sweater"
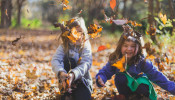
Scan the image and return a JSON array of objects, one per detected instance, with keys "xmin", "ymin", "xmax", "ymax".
[{"xmin": 51, "ymin": 40, "xmax": 92, "ymax": 90}]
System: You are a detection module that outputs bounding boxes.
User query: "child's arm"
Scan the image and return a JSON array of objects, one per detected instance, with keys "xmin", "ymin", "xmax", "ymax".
[
  {"xmin": 51, "ymin": 45, "xmax": 66, "ymax": 76},
  {"xmin": 142, "ymin": 60, "xmax": 175, "ymax": 95},
  {"xmin": 96, "ymin": 62, "xmax": 117, "ymax": 87},
  {"xmin": 70, "ymin": 41, "xmax": 92, "ymax": 81}
]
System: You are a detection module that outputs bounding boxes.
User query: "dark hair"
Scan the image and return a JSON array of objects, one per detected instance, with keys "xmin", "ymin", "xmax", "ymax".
[{"xmin": 109, "ymin": 25, "xmax": 144, "ymax": 66}]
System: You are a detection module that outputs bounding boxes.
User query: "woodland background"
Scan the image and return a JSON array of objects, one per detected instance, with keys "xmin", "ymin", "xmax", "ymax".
[{"xmin": 0, "ymin": 0, "xmax": 175, "ymax": 99}]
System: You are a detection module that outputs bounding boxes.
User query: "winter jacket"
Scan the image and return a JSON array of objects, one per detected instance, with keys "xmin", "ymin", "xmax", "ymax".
[{"xmin": 96, "ymin": 58, "xmax": 175, "ymax": 95}]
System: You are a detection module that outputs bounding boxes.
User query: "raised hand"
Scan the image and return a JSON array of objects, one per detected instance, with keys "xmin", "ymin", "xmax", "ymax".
[{"xmin": 98, "ymin": 75, "xmax": 105, "ymax": 87}]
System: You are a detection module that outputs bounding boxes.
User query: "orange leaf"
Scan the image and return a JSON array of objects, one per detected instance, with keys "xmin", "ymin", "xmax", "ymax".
[
  {"xmin": 77, "ymin": 57, "xmax": 82, "ymax": 64},
  {"xmin": 66, "ymin": 19, "xmax": 75, "ymax": 26},
  {"xmin": 159, "ymin": 12, "xmax": 167, "ymax": 24},
  {"xmin": 112, "ymin": 55, "xmax": 126, "ymax": 72},
  {"xmin": 97, "ymin": 45, "xmax": 107, "ymax": 52},
  {"xmin": 67, "ymin": 35, "xmax": 76, "ymax": 43},
  {"xmin": 5, "ymin": 9, "xmax": 8, "ymax": 17},
  {"xmin": 110, "ymin": 0, "xmax": 116, "ymax": 10},
  {"xmin": 71, "ymin": 27, "xmax": 82, "ymax": 40},
  {"xmin": 66, "ymin": 79, "xmax": 70, "ymax": 88},
  {"xmin": 88, "ymin": 24, "xmax": 102, "ymax": 39}
]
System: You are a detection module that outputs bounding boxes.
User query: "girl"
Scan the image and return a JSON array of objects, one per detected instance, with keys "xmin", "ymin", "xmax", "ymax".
[
  {"xmin": 96, "ymin": 25, "xmax": 175, "ymax": 100},
  {"xmin": 51, "ymin": 17, "xmax": 92, "ymax": 100}
]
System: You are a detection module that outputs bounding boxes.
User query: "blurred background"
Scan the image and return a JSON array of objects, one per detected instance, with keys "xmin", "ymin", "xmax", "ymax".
[
  {"xmin": 0, "ymin": 0, "xmax": 174, "ymax": 34},
  {"xmin": 0, "ymin": 0, "xmax": 175, "ymax": 99}
]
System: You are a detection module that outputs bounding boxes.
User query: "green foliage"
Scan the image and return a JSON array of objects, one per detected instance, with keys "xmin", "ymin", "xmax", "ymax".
[
  {"xmin": 58, "ymin": 14, "xmax": 70, "ymax": 23},
  {"xmin": 11, "ymin": 17, "xmax": 42, "ymax": 29},
  {"xmin": 21, "ymin": 18, "xmax": 42, "ymax": 29},
  {"xmin": 154, "ymin": 17, "xmax": 173, "ymax": 35}
]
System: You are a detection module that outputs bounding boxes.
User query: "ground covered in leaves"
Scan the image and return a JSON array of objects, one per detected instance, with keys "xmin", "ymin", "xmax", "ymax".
[{"xmin": 0, "ymin": 29, "xmax": 175, "ymax": 100}]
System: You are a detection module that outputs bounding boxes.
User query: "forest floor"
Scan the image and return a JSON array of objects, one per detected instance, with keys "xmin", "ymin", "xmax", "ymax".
[{"xmin": 0, "ymin": 29, "xmax": 175, "ymax": 100}]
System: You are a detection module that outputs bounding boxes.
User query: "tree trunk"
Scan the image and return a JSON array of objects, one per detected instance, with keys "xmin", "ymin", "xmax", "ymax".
[
  {"xmin": 148, "ymin": 0, "xmax": 157, "ymax": 44},
  {"xmin": 16, "ymin": 0, "xmax": 26, "ymax": 26},
  {"xmin": 168, "ymin": 0, "xmax": 175, "ymax": 35},
  {"xmin": 155, "ymin": 0, "xmax": 160, "ymax": 14},
  {"xmin": 127, "ymin": 0, "xmax": 136, "ymax": 18},
  {"xmin": 122, "ymin": 0, "xmax": 127, "ymax": 18},
  {"xmin": 1, "ymin": 0, "xmax": 6, "ymax": 28},
  {"xmin": 0, "ymin": 0, "xmax": 12, "ymax": 28},
  {"xmin": 6, "ymin": 0, "xmax": 12, "ymax": 28}
]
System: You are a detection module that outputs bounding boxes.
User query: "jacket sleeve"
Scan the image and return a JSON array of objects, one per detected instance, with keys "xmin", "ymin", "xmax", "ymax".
[
  {"xmin": 71, "ymin": 41, "xmax": 92, "ymax": 81},
  {"xmin": 96, "ymin": 62, "xmax": 117, "ymax": 87},
  {"xmin": 51, "ymin": 45, "xmax": 66, "ymax": 76},
  {"xmin": 142, "ymin": 60, "xmax": 175, "ymax": 95}
]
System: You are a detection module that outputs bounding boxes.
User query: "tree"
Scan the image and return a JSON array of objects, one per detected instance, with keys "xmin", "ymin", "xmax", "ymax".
[
  {"xmin": 0, "ymin": 0, "xmax": 12, "ymax": 28},
  {"xmin": 168, "ymin": 0, "xmax": 175, "ymax": 35},
  {"xmin": 16, "ymin": 0, "xmax": 26, "ymax": 26},
  {"xmin": 148, "ymin": 0, "xmax": 157, "ymax": 44}
]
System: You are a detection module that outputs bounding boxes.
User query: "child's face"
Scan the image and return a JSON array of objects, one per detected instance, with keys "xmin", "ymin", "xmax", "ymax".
[
  {"xmin": 70, "ymin": 26, "xmax": 84, "ymax": 45},
  {"xmin": 75, "ymin": 26, "xmax": 84, "ymax": 45},
  {"xmin": 121, "ymin": 40, "xmax": 137, "ymax": 60}
]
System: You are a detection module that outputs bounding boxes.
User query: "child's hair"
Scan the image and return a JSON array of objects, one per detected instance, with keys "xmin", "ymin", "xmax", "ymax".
[
  {"xmin": 58, "ymin": 17, "xmax": 88, "ymax": 54},
  {"xmin": 109, "ymin": 25, "xmax": 145, "ymax": 65}
]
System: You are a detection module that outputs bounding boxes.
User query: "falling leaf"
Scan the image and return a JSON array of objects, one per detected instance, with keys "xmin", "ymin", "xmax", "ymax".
[
  {"xmin": 5, "ymin": 9, "xmax": 8, "ymax": 17},
  {"xmin": 103, "ymin": 13, "xmax": 115, "ymax": 23},
  {"xmin": 112, "ymin": 19, "xmax": 128, "ymax": 25},
  {"xmin": 88, "ymin": 24, "xmax": 102, "ymax": 38},
  {"xmin": 78, "ymin": 9, "xmax": 83, "ymax": 15},
  {"xmin": 71, "ymin": 27, "xmax": 82, "ymax": 40},
  {"xmin": 146, "ymin": 26, "xmax": 156, "ymax": 35},
  {"xmin": 97, "ymin": 45, "xmax": 107, "ymax": 52},
  {"xmin": 66, "ymin": 18, "xmax": 75, "ymax": 26},
  {"xmin": 27, "ymin": 9, "xmax": 29, "ymax": 13},
  {"xmin": 63, "ymin": 0, "xmax": 69, "ymax": 4},
  {"xmin": 110, "ymin": 0, "xmax": 116, "ymax": 11},
  {"xmin": 61, "ymin": 0, "xmax": 71, "ymax": 10},
  {"xmin": 12, "ymin": 36, "xmax": 21, "ymax": 46},
  {"xmin": 67, "ymin": 27, "xmax": 82, "ymax": 43},
  {"xmin": 127, "ymin": 20, "xmax": 142, "ymax": 27},
  {"xmin": 112, "ymin": 55, "xmax": 126, "ymax": 72},
  {"xmin": 159, "ymin": 12, "xmax": 167, "ymax": 24},
  {"xmin": 62, "ymin": 31, "xmax": 70, "ymax": 37}
]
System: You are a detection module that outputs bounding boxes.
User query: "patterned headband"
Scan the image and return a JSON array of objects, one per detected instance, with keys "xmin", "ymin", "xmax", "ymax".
[{"xmin": 122, "ymin": 24, "xmax": 142, "ymax": 41}]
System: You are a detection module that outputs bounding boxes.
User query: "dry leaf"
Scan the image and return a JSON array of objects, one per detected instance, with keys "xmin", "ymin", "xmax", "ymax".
[
  {"xmin": 112, "ymin": 19, "xmax": 128, "ymax": 25},
  {"xmin": 97, "ymin": 45, "xmax": 107, "ymax": 52},
  {"xmin": 159, "ymin": 12, "xmax": 167, "ymax": 24},
  {"xmin": 110, "ymin": 0, "xmax": 116, "ymax": 11},
  {"xmin": 112, "ymin": 55, "xmax": 126, "ymax": 72}
]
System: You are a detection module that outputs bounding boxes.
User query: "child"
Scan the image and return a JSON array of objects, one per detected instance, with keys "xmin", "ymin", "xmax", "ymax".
[
  {"xmin": 96, "ymin": 25, "xmax": 175, "ymax": 100},
  {"xmin": 51, "ymin": 17, "xmax": 92, "ymax": 100}
]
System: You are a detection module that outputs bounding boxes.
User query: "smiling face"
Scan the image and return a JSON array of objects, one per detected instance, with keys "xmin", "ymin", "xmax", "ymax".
[{"xmin": 121, "ymin": 40, "xmax": 138, "ymax": 60}]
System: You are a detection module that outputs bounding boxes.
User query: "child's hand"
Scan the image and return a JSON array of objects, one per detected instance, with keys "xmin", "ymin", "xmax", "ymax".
[
  {"xmin": 68, "ymin": 72, "xmax": 75, "ymax": 87},
  {"xmin": 98, "ymin": 75, "xmax": 105, "ymax": 87},
  {"xmin": 59, "ymin": 71, "xmax": 68, "ymax": 81}
]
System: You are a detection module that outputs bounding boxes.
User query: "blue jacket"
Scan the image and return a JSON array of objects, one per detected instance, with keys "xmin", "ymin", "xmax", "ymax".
[{"xmin": 96, "ymin": 58, "xmax": 175, "ymax": 95}]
